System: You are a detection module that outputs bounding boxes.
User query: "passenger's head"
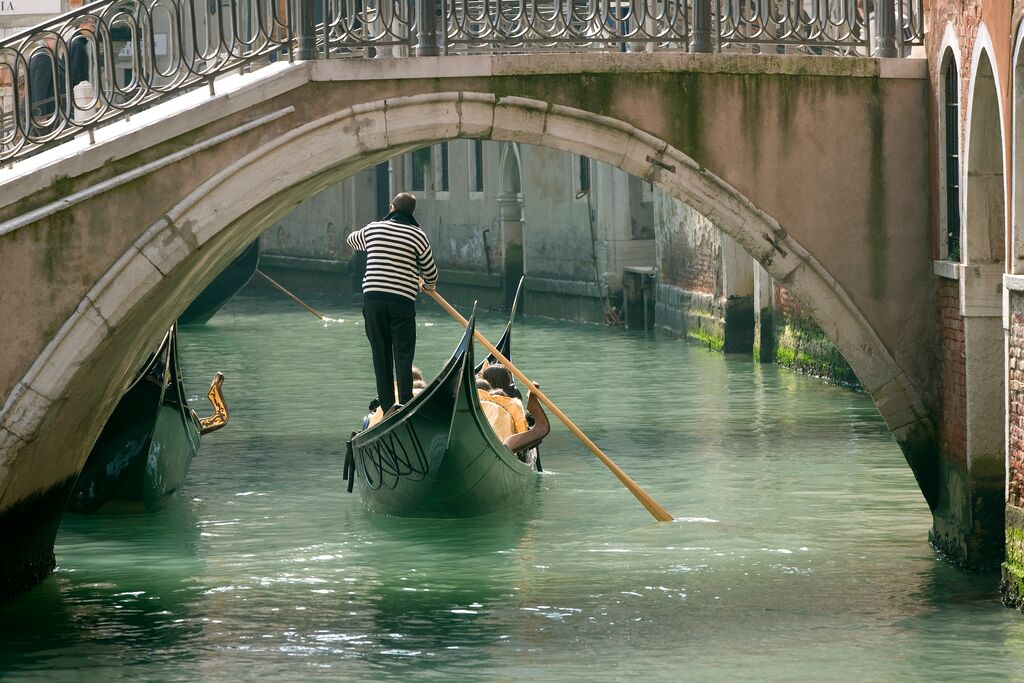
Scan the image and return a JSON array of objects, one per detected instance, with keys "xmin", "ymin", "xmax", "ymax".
[
  {"xmin": 481, "ymin": 365, "xmax": 514, "ymax": 395},
  {"xmin": 411, "ymin": 365, "xmax": 423, "ymax": 383},
  {"xmin": 489, "ymin": 388, "xmax": 509, "ymax": 398},
  {"xmin": 476, "ymin": 379, "xmax": 492, "ymax": 391},
  {"xmin": 390, "ymin": 192, "xmax": 416, "ymax": 215}
]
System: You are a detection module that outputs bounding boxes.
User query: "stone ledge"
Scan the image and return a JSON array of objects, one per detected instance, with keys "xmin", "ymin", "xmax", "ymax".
[
  {"xmin": 440, "ymin": 269, "xmax": 502, "ymax": 288},
  {"xmin": 311, "ymin": 52, "xmax": 913, "ymax": 82},
  {"xmin": 524, "ymin": 275, "xmax": 601, "ymax": 298},
  {"xmin": 260, "ymin": 253, "xmax": 349, "ymax": 273},
  {"xmin": 934, "ymin": 259, "xmax": 960, "ymax": 280},
  {"xmin": 1004, "ymin": 274, "xmax": 1024, "ymax": 292}
]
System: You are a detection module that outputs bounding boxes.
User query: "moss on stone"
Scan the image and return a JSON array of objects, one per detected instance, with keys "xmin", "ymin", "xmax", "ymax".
[
  {"xmin": 688, "ymin": 327, "xmax": 725, "ymax": 352},
  {"xmin": 775, "ymin": 321, "xmax": 860, "ymax": 388}
]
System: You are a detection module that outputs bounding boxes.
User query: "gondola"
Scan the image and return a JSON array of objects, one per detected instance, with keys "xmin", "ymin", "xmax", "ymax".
[
  {"xmin": 343, "ymin": 286, "xmax": 549, "ymax": 518},
  {"xmin": 67, "ymin": 325, "xmax": 229, "ymax": 514},
  {"xmin": 178, "ymin": 239, "xmax": 260, "ymax": 325}
]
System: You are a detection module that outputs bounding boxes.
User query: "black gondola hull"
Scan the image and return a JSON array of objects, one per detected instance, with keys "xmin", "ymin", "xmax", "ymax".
[
  {"xmin": 178, "ymin": 240, "xmax": 260, "ymax": 325},
  {"xmin": 68, "ymin": 327, "xmax": 201, "ymax": 514},
  {"xmin": 351, "ymin": 315, "xmax": 535, "ymax": 518}
]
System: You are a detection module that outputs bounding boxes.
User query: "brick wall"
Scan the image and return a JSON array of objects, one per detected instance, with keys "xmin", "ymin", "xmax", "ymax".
[
  {"xmin": 773, "ymin": 283, "xmax": 804, "ymax": 321},
  {"xmin": 655, "ymin": 192, "xmax": 721, "ymax": 296},
  {"xmin": 927, "ymin": 0, "xmax": 985, "ymax": 124},
  {"xmin": 658, "ymin": 218, "xmax": 721, "ymax": 295},
  {"xmin": 938, "ymin": 278, "xmax": 968, "ymax": 466},
  {"xmin": 1009, "ymin": 291, "xmax": 1024, "ymax": 505}
]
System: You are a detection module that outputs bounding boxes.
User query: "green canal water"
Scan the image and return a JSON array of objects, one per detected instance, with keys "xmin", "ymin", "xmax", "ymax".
[{"xmin": 3, "ymin": 291, "xmax": 1024, "ymax": 681}]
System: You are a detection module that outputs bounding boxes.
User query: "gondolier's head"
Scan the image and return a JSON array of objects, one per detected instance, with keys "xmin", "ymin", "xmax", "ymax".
[{"xmin": 390, "ymin": 192, "xmax": 417, "ymax": 215}]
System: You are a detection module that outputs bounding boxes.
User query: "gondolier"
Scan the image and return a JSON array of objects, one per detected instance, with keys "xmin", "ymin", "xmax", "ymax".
[{"xmin": 346, "ymin": 192, "xmax": 438, "ymax": 414}]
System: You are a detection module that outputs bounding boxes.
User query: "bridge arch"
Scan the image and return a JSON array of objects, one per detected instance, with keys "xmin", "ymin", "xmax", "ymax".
[
  {"xmin": 1, "ymin": 91, "xmax": 932, "ymax": 501},
  {"xmin": 964, "ymin": 29, "xmax": 1007, "ymax": 267}
]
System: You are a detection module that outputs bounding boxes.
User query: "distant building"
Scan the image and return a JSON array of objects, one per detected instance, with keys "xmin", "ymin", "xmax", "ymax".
[{"xmin": 263, "ymin": 140, "xmax": 656, "ymax": 322}]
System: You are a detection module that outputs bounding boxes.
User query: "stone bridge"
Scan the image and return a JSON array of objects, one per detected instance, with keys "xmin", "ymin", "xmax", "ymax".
[{"xmin": 0, "ymin": 52, "xmax": 933, "ymax": 597}]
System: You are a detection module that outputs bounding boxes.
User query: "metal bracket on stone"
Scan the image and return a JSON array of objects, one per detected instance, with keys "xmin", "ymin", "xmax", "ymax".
[
  {"xmin": 646, "ymin": 155, "xmax": 676, "ymax": 173},
  {"xmin": 762, "ymin": 232, "xmax": 788, "ymax": 259}
]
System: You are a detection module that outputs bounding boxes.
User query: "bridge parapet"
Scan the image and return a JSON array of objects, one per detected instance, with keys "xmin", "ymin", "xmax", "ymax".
[{"xmin": 0, "ymin": 0, "xmax": 922, "ymax": 166}]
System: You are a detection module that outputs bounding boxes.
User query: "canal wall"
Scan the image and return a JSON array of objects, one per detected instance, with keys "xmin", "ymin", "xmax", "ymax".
[
  {"xmin": 928, "ymin": 270, "xmax": 1004, "ymax": 572},
  {"xmin": 653, "ymin": 191, "xmax": 755, "ymax": 354},
  {"xmin": 771, "ymin": 284, "xmax": 859, "ymax": 387},
  {"xmin": 653, "ymin": 194, "xmax": 857, "ymax": 386}
]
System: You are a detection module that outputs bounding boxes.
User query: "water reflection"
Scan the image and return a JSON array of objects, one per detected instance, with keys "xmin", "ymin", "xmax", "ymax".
[{"xmin": 0, "ymin": 497, "xmax": 204, "ymax": 674}]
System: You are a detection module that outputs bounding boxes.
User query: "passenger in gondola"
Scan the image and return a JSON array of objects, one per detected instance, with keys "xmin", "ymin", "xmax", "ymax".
[
  {"xmin": 412, "ymin": 365, "xmax": 425, "ymax": 392},
  {"xmin": 481, "ymin": 364, "xmax": 523, "ymax": 401},
  {"xmin": 476, "ymin": 374, "xmax": 528, "ymax": 442}
]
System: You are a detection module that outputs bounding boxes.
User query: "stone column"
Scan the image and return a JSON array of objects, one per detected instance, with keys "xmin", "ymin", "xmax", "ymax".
[
  {"xmin": 721, "ymin": 233, "xmax": 754, "ymax": 354},
  {"xmin": 931, "ymin": 263, "xmax": 1005, "ymax": 569},
  {"xmin": 753, "ymin": 261, "xmax": 776, "ymax": 363},
  {"xmin": 498, "ymin": 192, "xmax": 524, "ymax": 313}
]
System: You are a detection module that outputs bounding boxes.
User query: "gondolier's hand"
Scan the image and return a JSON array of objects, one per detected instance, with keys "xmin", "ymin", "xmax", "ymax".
[{"xmin": 419, "ymin": 279, "xmax": 436, "ymax": 291}]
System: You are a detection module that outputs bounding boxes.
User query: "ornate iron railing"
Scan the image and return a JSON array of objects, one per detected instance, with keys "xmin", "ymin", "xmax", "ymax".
[
  {"xmin": 442, "ymin": 0, "xmax": 690, "ymax": 51},
  {"xmin": 0, "ymin": 0, "xmax": 300, "ymax": 164},
  {"xmin": 1, "ymin": 0, "xmax": 922, "ymax": 165}
]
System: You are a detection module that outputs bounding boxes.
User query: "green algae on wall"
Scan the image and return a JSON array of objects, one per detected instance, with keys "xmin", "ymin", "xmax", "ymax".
[
  {"xmin": 688, "ymin": 326, "xmax": 725, "ymax": 352},
  {"xmin": 774, "ymin": 314, "xmax": 860, "ymax": 388},
  {"xmin": 1002, "ymin": 509, "xmax": 1024, "ymax": 608}
]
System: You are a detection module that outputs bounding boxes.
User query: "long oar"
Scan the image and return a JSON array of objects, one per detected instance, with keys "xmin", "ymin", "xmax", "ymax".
[
  {"xmin": 256, "ymin": 269, "xmax": 325, "ymax": 320},
  {"xmin": 425, "ymin": 288, "xmax": 673, "ymax": 522}
]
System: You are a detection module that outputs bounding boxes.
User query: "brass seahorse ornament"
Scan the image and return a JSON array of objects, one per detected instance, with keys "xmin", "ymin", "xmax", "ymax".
[{"xmin": 197, "ymin": 372, "xmax": 229, "ymax": 435}]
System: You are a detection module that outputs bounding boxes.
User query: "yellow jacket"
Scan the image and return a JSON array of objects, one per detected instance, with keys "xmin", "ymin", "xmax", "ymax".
[{"xmin": 478, "ymin": 390, "xmax": 528, "ymax": 441}]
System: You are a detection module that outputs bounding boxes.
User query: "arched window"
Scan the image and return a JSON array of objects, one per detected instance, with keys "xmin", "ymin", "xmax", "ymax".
[{"xmin": 944, "ymin": 57, "xmax": 962, "ymax": 261}]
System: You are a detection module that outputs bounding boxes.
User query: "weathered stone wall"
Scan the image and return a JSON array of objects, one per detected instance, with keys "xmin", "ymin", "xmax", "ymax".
[
  {"xmin": 654, "ymin": 191, "xmax": 725, "ymax": 347},
  {"xmin": 937, "ymin": 277, "xmax": 968, "ymax": 465},
  {"xmin": 1004, "ymin": 290, "xmax": 1024, "ymax": 606},
  {"xmin": 1010, "ymin": 290, "xmax": 1024, "ymax": 505},
  {"xmin": 1002, "ymin": 505, "xmax": 1024, "ymax": 608},
  {"xmin": 655, "ymin": 190, "xmax": 850, "ymax": 374},
  {"xmin": 772, "ymin": 283, "xmax": 860, "ymax": 388}
]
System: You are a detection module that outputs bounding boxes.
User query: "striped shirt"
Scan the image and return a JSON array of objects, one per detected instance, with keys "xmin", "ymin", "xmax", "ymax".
[{"xmin": 346, "ymin": 214, "xmax": 438, "ymax": 303}]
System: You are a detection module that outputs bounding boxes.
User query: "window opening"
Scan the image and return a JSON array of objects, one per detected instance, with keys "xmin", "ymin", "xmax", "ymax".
[{"xmin": 945, "ymin": 63, "xmax": 961, "ymax": 262}]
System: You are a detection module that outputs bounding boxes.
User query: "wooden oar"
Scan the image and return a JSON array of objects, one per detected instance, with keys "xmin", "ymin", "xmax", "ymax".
[
  {"xmin": 256, "ymin": 269, "xmax": 325, "ymax": 320},
  {"xmin": 425, "ymin": 288, "xmax": 673, "ymax": 522}
]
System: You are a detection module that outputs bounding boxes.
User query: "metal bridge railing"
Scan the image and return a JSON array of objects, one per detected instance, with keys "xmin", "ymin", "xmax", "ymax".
[{"xmin": 0, "ymin": 0, "xmax": 922, "ymax": 166}]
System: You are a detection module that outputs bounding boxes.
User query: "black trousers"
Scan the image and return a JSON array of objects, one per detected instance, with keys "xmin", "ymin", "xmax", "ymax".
[{"xmin": 362, "ymin": 299, "xmax": 417, "ymax": 412}]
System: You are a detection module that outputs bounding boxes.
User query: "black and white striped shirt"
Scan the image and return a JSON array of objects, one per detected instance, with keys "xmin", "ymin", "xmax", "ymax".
[{"xmin": 346, "ymin": 214, "xmax": 438, "ymax": 303}]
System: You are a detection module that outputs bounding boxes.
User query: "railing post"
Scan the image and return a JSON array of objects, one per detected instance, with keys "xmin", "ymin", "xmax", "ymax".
[
  {"xmin": 689, "ymin": 0, "xmax": 712, "ymax": 53},
  {"xmin": 415, "ymin": 0, "xmax": 440, "ymax": 56},
  {"xmin": 873, "ymin": 0, "xmax": 898, "ymax": 57},
  {"xmin": 293, "ymin": 0, "xmax": 318, "ymax": 60}
]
